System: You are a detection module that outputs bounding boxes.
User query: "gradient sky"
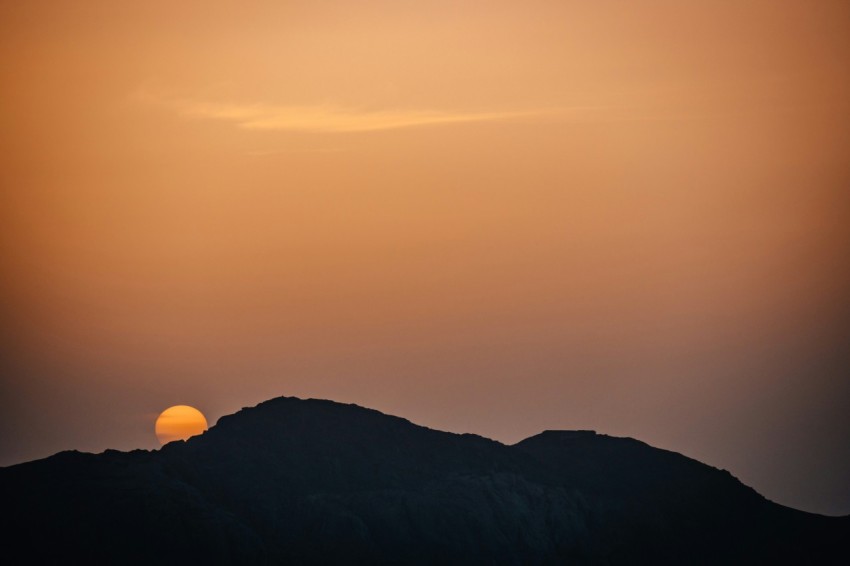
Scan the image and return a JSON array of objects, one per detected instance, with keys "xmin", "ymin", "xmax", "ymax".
[{"xmin": 1, "ymin": 1, "xmax": 849, "ymax": 515}]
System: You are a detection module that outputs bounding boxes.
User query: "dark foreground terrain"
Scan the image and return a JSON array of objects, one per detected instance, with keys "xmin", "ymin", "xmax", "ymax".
[{"xmin": 2, "ymin": 396, "xmax": 847, "ymax": 564}]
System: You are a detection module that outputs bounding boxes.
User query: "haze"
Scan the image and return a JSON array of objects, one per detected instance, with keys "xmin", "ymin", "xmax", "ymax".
[{"xmin": 1, "ymin": 1, "xmax": 848, "ymax": 515}]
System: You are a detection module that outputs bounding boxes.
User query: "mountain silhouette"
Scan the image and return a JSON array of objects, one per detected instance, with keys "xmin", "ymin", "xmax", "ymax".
[{"xmin": 2, "ymin": 396, "xmax": 847, "ymax": 564}]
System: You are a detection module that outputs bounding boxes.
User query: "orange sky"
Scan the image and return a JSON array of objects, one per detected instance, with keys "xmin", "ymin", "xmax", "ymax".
[{"xmin": 1, "ymin": 1, "xmax": 849, "ymax": 515}]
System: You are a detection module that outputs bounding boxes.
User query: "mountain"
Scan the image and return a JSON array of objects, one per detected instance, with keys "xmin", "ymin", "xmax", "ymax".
[{"xmin": 1, "ymin": 396, "xmax": 847, "ymax": 564}]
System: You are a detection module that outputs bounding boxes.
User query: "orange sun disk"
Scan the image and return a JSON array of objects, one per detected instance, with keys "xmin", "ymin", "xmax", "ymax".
[{"xmin": 155, "ymin": 405, "xmax": 208, "ymax": 445}]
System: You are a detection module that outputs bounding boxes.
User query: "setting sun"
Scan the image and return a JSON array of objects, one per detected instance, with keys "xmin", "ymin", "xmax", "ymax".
[
  {"xmin": 1, "ymin": 0, "xmax": 848, "ymax": 521},
  {"xmin": 155, "ymin": 405, "xmax": 208, "ymax": 445}
]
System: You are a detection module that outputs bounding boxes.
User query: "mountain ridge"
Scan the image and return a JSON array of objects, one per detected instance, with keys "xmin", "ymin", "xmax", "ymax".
[{"xmin": 2, "ymin": 395, "xmax": 847, "ymax": 564}]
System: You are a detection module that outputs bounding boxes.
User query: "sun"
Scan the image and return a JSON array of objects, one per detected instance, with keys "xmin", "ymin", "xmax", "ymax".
[{"xmin": 155, "ymin": 405, "xmax": 208, "ymax": 445}]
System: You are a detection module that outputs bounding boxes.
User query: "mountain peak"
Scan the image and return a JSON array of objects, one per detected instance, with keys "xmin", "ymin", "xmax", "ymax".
[{"xmin": 201, "ymin": 395, "xmax": 419, "ymax": 445}]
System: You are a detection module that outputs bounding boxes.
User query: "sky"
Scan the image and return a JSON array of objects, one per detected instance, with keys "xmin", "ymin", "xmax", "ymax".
[{"xmin": 1, "ymin": 1, "xmax": 849, "ymax": 515}]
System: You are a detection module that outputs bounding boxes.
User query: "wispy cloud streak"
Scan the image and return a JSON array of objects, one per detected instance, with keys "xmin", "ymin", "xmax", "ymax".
[{"xmin": 135, "ymin": 89, "xmax": 545, "ymax": 133}]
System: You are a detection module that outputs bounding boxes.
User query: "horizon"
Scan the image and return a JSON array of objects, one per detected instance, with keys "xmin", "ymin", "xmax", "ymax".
[
  {"xmin": 4, "ymin": 392, "xmax": 847, "ymax": 518},
  {"xmin": 2, "ymin": 0, "xmax": 849, "ymax": 517}
]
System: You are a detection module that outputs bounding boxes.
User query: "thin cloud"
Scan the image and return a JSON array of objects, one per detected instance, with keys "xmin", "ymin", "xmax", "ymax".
[
  {"xmin": 244, "ymin": 147, "xmax": 350, "ymax": 156},
  {"xmin": 135, "ymin": 89, "xmax": 548, "ymax": 133}
]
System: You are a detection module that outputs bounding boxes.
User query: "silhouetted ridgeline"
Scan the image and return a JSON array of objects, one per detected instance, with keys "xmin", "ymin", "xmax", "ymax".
[{"xmin": 1, "ymin": 397, "xmax": 847, "ymax": 564}]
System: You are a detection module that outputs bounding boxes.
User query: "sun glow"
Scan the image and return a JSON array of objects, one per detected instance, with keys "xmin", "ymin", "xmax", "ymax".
[{"xmin": 155, "ymin": 405, "xmax": 208, "ymax": 445}]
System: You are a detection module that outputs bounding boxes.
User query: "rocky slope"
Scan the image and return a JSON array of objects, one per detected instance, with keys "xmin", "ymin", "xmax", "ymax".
[{"xmin": 1, "ymin": 396, "xmax": 847, "ymax": 564}]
